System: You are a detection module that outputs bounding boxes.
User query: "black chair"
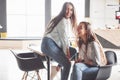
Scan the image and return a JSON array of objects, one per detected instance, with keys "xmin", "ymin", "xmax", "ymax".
[
  {"xmin": 82, "ymin": 50, "xmax": 117, "ymax": 80},
  {"xmin": 69, "ymin": 46, "xmax": 77, "ymax": 60},
  {"xmin": 10, "ymin": 50, "xmax": 46, "ymax": 80}
]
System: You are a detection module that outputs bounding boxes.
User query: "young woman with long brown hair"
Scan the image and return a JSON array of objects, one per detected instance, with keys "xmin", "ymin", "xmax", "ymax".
[
  {"xmin": 71, "ymin": 21, "xmax": 107, "ymax": 80},
  {"xmin": 41, "ymin": 2, "xmax": 77, "ymax": 80}
]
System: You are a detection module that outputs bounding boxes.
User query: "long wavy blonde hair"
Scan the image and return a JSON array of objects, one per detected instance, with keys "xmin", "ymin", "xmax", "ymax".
[{"xmin": 76, "ymin": 21, "xmax": 107, "ymax": 66}]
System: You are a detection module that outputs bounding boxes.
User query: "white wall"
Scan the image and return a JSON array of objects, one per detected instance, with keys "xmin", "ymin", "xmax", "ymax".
[{"xmin": 90, "ymin": 0, "xmax": 119, "ymax": 29}]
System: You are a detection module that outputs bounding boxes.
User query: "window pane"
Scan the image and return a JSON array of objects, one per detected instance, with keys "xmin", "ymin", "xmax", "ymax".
[
  {"xmin": 26, "ymin": 15, "xmax": 45, "ymax": 37},
  {"xmin": 7, "ymin": 0, "xmax": 45, "ymax": 37},
  {"xmin": 7, "ymin": 15, "xmax": 26, "ymax": 37}
]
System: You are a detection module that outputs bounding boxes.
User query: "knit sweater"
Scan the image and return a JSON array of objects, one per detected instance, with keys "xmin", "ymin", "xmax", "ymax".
[
  {"xmin": 78, "ymin": 41, "xmax": 104, "ymax": 66},
  {"xmin": 44, "ymin": 17, "xmax": 72, "ymax": 55}
]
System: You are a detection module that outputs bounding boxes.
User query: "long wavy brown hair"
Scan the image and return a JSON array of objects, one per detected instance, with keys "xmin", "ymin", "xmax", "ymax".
[
  {"xmin": 76, "ymin": 22, "xmax": 95, "ymax": 49},
  {"xmin": 45, "ymin": 2, "xmax": 77, "ymax": 33},
  {"xmin": 76, "ymin": 21, "xmax": 107, "ymax": 65}
]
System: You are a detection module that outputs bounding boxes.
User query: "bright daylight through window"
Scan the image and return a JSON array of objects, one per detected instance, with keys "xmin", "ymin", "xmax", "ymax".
[{"xmin": 7, "ymin": 0, "xmax": 85, "ymax": 38}]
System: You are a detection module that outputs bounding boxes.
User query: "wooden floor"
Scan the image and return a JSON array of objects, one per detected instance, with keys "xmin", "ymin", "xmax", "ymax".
[{"xmin": 0, "ymin": 49, "xmax": 120, "ymax": 80}]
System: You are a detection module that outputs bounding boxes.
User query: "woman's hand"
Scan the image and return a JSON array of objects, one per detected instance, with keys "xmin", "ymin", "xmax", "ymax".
[
  {"xmin": 56, "ymin": 65, "xmax": 61, "ymax": 71},
  {"xmin": 75, "ymin": 58, "xmax": 83, "ymax": 63},
  {"xmin": 84, "ymin": 59, "xmax": 93, "ymax": 65}
]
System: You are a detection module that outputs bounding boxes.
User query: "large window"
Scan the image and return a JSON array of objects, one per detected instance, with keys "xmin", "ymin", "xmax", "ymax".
[
  {"xmin": 7, "ymin": 0, "xmax": 85, "ymax": 37},
  {"xmin": 7, "ymin": 0, "xmax": 45, "ymax": 37}
]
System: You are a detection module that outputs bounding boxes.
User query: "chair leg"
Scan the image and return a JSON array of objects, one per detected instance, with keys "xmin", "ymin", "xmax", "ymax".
[
  {"xmin": 24, "ymin": 72, "xmax": 28, "ymax": 80},
  {"xmin": 22, "ymin": 72, "xmax": 28, "ymax": 80},
  {"xmin": 22, "ymin": 72, "xmax": 26, "ymax": 80},
  {"xmin": 22, "ymin": 71, "xmax": 41, "ymax": 80},
  {"xmin": 36, "ymin": 70, "xmax": 41, "ymax": 80}
]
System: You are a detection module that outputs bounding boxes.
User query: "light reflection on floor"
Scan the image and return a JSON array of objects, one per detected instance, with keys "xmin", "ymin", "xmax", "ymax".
[{"xmin": 0, "ymin": 49, "xmax": 120, "ymax": 80}]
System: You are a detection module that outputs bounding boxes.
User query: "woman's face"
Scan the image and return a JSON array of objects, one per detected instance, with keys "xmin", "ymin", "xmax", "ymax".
[
  {"xmin": 77, "ymin": 23, "xmax": 87, "ymax": 37},
  {"xmin": 65, "ymin": 3, "xmax": 73, "ymax": 19}
]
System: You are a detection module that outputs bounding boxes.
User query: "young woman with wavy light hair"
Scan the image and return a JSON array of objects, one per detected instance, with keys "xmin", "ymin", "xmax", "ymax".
[{"xmin": 71, "ymin": 21, "xmax": 107, "ymax": 80}]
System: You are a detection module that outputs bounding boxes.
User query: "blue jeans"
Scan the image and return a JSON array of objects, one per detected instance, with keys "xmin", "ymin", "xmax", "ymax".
[
  {"xmin": 71, "ymin": 63, "xmax": 98, "ymax": 80},
  {"xmin": 41, "ymin": 37, "xmax": 71, "ymax": 80}
]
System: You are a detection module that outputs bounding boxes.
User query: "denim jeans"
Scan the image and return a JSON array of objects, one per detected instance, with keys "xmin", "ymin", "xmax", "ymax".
[
  {"xmin": 41, "ymin": 37, "xmax": 71, "ymax": 80},
  {"xmin": 71, "ymin": 63, "xmax": 98, "ymax": 80}
]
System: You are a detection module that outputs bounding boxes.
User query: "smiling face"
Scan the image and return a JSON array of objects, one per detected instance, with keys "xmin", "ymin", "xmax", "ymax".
[
  {"xmin": 77, "ymin": 23, "xmax": 87, "ymax": 38},
  {"xmin": 65, "ymin": 3, "xmax": 73, "ymax": 19}
]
